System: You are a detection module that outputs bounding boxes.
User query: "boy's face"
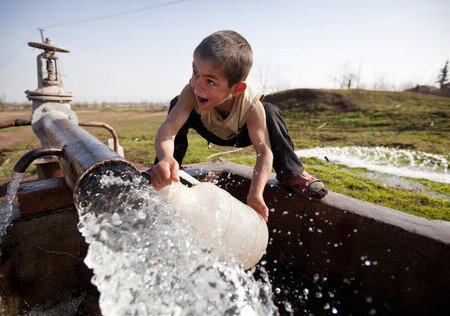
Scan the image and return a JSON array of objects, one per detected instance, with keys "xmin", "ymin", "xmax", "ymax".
[{"xmin": 190, "ymin": 54, "xmax": 240, "ymax": 110}]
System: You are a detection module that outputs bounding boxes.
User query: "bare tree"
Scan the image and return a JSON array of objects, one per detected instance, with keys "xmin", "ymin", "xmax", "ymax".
[
  {"xmin": 332, "ymin": 62, "xmax": 360, "ymax": 89},
  {"xmin": 371, "ymin": 72, "xmax": 398, "ymax": 91},
  {"xmin": 0, "ymin": 91, "xmax": 5, "ymax": 109},
  {"xmin": 251, "ymin": 61, "xmax": 290, "ymax": 94}
]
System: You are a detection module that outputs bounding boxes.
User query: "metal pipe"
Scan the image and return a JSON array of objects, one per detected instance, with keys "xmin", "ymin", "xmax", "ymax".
[
  {"xmin": 78, "ymin": 121, "xmax": 120, "ymax": 152},
  {"xmin": 23, "ymin": 38, "xmax": 139, "ymax": 203},
  {"xmin": 13, "ymin": 147, "xmax": 62, "ymax": 173},
  {"xmin": 40, "ymin": 111, "xmax": 138, "ymax": 191}
]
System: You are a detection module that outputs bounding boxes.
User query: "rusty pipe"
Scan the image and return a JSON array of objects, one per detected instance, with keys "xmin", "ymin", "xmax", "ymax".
[
  {"xmin": 13, "ymin": 147, "xmax": 62, "ymax": 173},
  {"xmin": 38, "ymin": 110, "xmax": 138, "ymax": 193}
]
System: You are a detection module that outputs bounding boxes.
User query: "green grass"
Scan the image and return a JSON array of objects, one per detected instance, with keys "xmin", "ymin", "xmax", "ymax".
[
  {"xmin": 289, "ymin": 90, "xmax": 450, "ymax": 154},
  {"xmin": 1, "ymin": 90, "xmax": 449, "ymax": 220},
  {"xmin": 411, "ymin": 178, "xmax": 450, "ymax": 197},
  {"xmin": 301, "ymin": 158, "xmax": 449, "ymax": 221},
  {"xmin": 0, "ymin": 142, "xmax": 39, "ymax": 179}
]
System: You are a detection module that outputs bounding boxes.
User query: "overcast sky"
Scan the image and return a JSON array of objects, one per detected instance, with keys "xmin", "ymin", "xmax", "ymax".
[{"xmin": 1, "ymin": 0, "xmax": 449, "ymax": 103}]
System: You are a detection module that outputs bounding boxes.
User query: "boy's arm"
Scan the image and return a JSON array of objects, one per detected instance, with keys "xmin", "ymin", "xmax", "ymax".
[
  {"xmin": 152, "ymin": 84, "xmax": 195, "ymax": 190},
  {"xmin": 245, "ymin": 101, "xmax": 274, "ymax": 222}
]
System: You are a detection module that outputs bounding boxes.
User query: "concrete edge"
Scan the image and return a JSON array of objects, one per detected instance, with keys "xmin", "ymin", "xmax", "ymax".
[{"xmin": 185, "ymin": 161, "xmax": 450, "ymax": 245}]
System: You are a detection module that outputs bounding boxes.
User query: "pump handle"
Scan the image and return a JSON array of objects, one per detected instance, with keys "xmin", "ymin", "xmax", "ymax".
[{"xmin": 28, "ymin": 41, "xmax": 70, "ymax": 53}]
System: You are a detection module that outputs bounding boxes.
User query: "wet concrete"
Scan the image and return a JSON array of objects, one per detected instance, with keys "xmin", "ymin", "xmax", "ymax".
[{"xmin": 0, "ymin": 208, "xmax": 94, "ymax": 314}]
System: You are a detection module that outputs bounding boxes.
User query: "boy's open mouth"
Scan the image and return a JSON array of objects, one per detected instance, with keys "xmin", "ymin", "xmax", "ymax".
[{"xmin": 197, "ymin": 96, "xmax": 208, "ymax": 104}]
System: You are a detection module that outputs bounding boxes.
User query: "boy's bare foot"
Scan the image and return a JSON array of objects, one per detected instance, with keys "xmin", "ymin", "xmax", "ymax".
[{"xmin": 279, "ymin": 171, "xmax": 328, "ymax": 199}]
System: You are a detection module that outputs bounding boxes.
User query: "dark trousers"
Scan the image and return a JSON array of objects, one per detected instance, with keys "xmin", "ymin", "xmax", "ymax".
[{"xmin": 156, "ymin": 96, "xmax": 304, "ymax": 180}]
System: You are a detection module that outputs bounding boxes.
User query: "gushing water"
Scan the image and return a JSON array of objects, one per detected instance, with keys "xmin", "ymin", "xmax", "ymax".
[
  {"xmin": 75, "ymin": 169, "xmax": 278, "ymax": 315},
  {"xmin": 0, "ymin": 172, "xmax": 22, "ymax": 314},
  {"xmin": 0, "ymin": 172, "xmax": 22, "ymax": 242},
  {"xmin": 297, "ymin": 146, "xmax": 450, "ymax": 183}
]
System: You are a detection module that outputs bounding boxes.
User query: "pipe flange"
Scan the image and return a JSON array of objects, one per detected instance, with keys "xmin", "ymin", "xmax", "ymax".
[{"xmin": 32, "ymin": 103, "xmax": 78, "ymax": 144}]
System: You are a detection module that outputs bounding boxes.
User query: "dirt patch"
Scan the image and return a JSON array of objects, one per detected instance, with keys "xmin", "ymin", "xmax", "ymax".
[
  {"xmin": 0, "ymin": 128, "xmax": 36, "ymax": 151},
  {"xmin": 264, "ymin": 88, "xmax": 358, "ymax": 112},
  {"xmin": 0, "ymin": 110, "xmax": 35, "ymax": 149}
]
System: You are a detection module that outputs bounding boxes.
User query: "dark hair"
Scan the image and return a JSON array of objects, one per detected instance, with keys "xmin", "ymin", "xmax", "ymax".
[{"xmin": 194, "ymin": 30, "xmax": 253, "ymax": 86}]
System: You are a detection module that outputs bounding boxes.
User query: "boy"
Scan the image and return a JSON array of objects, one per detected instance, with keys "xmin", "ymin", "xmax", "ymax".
[{"xmin": 149, "ymin": 30, "xmax": 327, "ymax": 222}]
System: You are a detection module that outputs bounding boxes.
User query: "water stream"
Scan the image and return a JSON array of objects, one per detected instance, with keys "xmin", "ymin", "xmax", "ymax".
[
  {"xmin": 296, "ymin": 146, "xmax": 449, "ymax": 184},
  {"xmin": 0, "ymin": 172, "xmax": 22, "ymax": 315},
  {"xmin": 0, "ymin": 172, "xmax": 22, "ymax": 244},
  {"xmin": 75, "ymin": 169, "xmax": 278, "ymax": 315}
]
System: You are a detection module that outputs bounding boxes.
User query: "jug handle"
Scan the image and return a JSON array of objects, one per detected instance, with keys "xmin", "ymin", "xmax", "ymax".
[{"xmin": 178, "ymin": 170, "xmax": 200, "ymax": 186}]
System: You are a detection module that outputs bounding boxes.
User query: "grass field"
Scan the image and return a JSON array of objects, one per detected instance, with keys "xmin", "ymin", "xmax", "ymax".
[{"xmin": 1, "ymin": 89, "xmax": 449, "ymax": 220}]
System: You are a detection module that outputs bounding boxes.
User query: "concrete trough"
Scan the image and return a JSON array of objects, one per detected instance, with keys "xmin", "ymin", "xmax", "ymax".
[
  {"xmin": 188, "ymin": 162, "xmax": 450, "ymax": 315},
  {"xmin": 1, "ymin": 161, "xmax": 449, "ymax": 315}
]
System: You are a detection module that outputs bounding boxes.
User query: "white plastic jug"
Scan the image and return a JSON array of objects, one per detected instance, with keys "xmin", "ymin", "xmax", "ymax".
[{"xmin": 159, "ymin": 180, "xmax": 269, "ymax": 270}]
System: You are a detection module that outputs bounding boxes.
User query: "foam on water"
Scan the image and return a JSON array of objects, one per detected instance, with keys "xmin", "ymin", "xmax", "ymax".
[
  {"xmin": 76, "ymin": 170, "xmax": 278, "ymax": 315},
  {"xmin": 296, "ymin": 146, "xmax": 450, "ymax": 184}
]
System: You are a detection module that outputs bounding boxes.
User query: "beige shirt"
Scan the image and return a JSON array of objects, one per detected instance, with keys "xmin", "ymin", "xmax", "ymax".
[{"xmin": 194, "ymin": 85, "xmax": 264, "ymax": 140}]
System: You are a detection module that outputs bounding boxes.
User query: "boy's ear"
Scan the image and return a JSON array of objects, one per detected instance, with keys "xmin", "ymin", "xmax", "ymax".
[{"xmin": 232, "ymin": 82, "xmax": 247, "ymax": 97}]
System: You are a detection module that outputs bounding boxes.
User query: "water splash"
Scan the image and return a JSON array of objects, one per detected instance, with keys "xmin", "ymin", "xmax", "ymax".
[
  {"xmin": 0, "ymin": 172, "xmax": 22, "ymax": 241},
  {"xmin": 297, "ymin": 146, "xmax": 450, "ymax": 184},
  {"xmin": 76, "ymin": 169, "xmax": 278, "ymax": 315}
]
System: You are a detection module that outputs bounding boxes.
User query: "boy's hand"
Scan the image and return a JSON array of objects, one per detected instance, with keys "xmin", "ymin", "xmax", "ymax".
[
  {"xmin": 246, "ymin": 193, "xmax": 269, "ymax": 222},
  {"xmin": 150, "ymin": 157, "xmax": 180, "ymax": 190}
]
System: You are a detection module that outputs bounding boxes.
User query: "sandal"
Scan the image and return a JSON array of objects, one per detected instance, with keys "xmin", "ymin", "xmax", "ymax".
[{"xmin": 279, "ymin": 171, "xmax": 328, "ymax": 199}]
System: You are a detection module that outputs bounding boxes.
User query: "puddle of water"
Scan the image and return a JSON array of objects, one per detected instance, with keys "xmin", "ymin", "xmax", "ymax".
[
  {"xmin": 75, "ymin": 169, "xmax": 278, "ymax": 315},
  {"xmin": 364, "ymin": 171, "xmax": 449, "ymax": 200},
  {"xmin": 297, "ymin": 146, "xmax": 450, "ymax": 184}
]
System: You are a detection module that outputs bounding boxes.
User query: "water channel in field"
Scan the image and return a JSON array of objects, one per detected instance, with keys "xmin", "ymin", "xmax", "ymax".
[
  {"xmin": 297, "ymin": 146, "xmax": 449, "ymax": 183},
  {"xmin": 297, "ymin": 146, "xmax": 449, "ymax": 200}
]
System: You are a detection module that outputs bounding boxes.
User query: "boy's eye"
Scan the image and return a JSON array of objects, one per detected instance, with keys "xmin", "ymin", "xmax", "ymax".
[
  {"xmin": 192, "ymin": 69, "xmax": 199, "ymax": 77},
  {"xmin": 207, "ymin": 79, "xmax": 215, "ymax": 86}
]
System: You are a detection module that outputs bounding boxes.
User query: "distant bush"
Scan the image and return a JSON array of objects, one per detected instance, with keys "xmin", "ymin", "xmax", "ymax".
[
  {"xmin": 0, "ymin": 101, "xmax": 168, "ymax": 111},
  {"xmin": 0, "ymin": 102, "xmax": 29, "ymax": 110}
]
